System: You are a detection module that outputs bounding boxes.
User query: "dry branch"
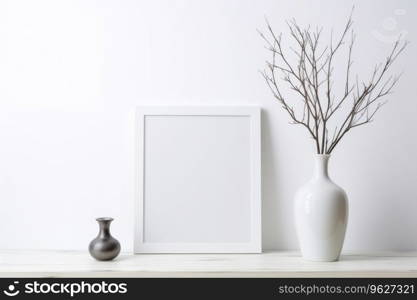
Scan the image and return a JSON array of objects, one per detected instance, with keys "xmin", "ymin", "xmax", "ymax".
[{"xmin": 260, "ymin": 10, "xmax": 407, "ymax": 154}]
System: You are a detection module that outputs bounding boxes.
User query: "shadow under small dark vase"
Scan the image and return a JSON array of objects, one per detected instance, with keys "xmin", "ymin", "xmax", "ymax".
[{"xmin": 89, "ymin": 217, "xmax": 121, "ymax": 261}]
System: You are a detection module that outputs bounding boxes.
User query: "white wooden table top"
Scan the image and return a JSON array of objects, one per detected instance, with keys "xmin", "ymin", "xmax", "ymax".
[{"xmin": 0, "ymin": 250, "xmax": 416, "ymax": 278}]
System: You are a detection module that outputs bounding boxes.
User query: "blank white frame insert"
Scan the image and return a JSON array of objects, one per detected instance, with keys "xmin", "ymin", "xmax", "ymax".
[{"xmin": 134, "ymin": 106, "xmax": 261, "ymax": 253}]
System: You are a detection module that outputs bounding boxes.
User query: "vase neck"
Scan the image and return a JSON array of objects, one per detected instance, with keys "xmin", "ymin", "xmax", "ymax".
[
  {"xmin": 313, "ymin": 154, "xmax": 330, "ymax": 180},
  {"xmin": 97, "ymin": 218, "xmax": 113, "ymax": 238}
]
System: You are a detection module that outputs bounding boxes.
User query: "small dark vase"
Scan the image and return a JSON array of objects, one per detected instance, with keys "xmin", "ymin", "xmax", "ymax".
[{"xmin": 89, "ymin": 217, "xmax": 121, "ymax": 261}]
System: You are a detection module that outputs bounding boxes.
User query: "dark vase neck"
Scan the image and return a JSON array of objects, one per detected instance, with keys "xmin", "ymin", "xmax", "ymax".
[{"xmin": 97, "ymin": 218, "xmax": 113, "ymax": 238}]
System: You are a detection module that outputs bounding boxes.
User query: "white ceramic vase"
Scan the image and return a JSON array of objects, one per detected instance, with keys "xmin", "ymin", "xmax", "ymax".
[{"xmin": 294, "ymin": 154, "xmax": 348, "ymax": 262}]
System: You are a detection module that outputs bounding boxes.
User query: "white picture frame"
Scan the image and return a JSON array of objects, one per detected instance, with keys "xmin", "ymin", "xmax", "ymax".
[{"xmin": 134, "ymin": 106, "xmax": 261, "ymax": 253}]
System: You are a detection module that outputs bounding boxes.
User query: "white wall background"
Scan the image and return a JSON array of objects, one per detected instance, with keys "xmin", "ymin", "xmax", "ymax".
[{"xmin": 0, "ymin": 0, "xmax": 416, "ymax": 252}]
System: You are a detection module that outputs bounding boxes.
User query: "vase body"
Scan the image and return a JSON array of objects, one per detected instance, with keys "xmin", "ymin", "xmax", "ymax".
[
  {"xmin": 89, "ymin": 217, "xmax": 121, "ymax": 261},
  {"xmin": 294, "ymin": 155, "xmax": 348, "ymax": 261}
]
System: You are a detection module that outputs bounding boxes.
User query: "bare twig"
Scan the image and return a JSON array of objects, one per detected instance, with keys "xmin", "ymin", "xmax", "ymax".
[{"xmin": 259, "ymin": 9, "xmax": 407, "ymax": 154}]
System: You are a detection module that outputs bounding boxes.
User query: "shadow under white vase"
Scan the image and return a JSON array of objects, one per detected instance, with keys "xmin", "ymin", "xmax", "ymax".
[{"xmin": 294, "ymin": 154, "xmax": 348, "ymax": 262}]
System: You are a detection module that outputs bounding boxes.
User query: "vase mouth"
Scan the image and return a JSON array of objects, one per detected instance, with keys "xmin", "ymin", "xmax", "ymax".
[
  {"xmin": 316, "ymin": 154, "xmax": 331, "ymax": 157},
  {"xmin": 96, "ymin": 217, "xmax": 114, "ymax": 222}
]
